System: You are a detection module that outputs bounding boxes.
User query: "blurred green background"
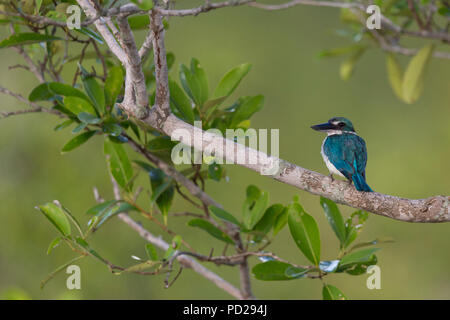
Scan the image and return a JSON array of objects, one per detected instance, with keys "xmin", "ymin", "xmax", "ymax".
[{"xmin": 0, "ymin": 1, "xmax": 449, "ymax": 300}]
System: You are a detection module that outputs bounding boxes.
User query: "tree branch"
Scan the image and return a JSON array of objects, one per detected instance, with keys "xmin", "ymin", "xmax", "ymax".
[
  {"xmin": 105, "ymin": 178, "xmax": 245, "ymax": 299},
  {"xmin": 157, "ymin": 115, "xmax": 449, "ymax": 223}
]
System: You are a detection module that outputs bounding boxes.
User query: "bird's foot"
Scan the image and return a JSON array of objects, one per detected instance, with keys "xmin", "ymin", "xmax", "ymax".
[{"xmin": 329, "ymin": 174, "xmax": 334, "ymax": 182}]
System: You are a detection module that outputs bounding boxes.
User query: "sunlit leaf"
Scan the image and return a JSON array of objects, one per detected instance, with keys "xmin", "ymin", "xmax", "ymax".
[
  {"xmin": 386, "ymin": 53, "xmax": 403, "ymax": 100},
  {"xmin": 402, "ymin": 44, "xmax": 434, "ymax": 103},
  {"xmin": 37, "ymin": 202, "xmax": 71, "ymax": 236},
  {"xmin": 64, "ymin": 96, "xmax": 97, "ymax": 115},
  {"xmin": 145, "ymin": 243, "xmax": 158, "ymax": 261}
]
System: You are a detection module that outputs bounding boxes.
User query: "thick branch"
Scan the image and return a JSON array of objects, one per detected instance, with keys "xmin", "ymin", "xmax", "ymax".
[
  {"xmin": 155, "ymin": 114, "xmax": 449, "ymax": 223},
  {"xmin": 117, "ymin": 15, "xmax": 149, "ymax": 117}
]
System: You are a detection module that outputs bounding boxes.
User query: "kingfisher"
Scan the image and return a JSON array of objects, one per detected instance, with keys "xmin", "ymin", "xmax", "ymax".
[{"xmin": 311, "ymin": 117, "xmax": 373, "ymax": 192}]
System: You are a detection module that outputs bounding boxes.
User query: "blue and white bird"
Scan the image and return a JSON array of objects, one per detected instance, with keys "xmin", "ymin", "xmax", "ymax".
[{"xmin": 311, "ymin": 117, "xmax": 373, "ymax": 192}]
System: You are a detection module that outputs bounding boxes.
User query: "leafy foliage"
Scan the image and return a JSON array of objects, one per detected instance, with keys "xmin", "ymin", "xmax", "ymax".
[{"xmin": 0, "ymin": 1, "xmax": 401, "ymax": 299}]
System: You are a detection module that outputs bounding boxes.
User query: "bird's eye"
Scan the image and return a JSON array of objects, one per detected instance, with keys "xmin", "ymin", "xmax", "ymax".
[{"xmin": 338, "ymin": 122, "xmax": 345, "ymax": 127}]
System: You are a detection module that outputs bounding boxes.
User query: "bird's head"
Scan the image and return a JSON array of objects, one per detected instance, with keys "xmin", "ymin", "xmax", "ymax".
[{"xmin": 311, "ymin": 117, "xmax": 355, "ymax": 134}]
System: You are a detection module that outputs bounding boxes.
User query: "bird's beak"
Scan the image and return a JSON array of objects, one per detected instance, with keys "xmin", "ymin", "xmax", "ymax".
[{"xmin": 311, "ymin": 122, "xmax": 334, "ymax": 131}]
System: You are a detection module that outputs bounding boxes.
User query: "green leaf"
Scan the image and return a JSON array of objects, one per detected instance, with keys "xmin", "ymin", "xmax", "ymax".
[
  {"xmin": 104, "ymin": 138, "xmax": 133, "ymax": 191},
  {"xmin": 35, "ymin": 0, "xmax": 43, "ymax": 14},
  {"xmin": 128, "ymin": 15, "xmax": 150, "ymax": 30},
  {"xmin": 386, "ymin": 53, "xmax": 404, "ymax": 100},
  {"xmin": 77, "ymin": 112, "xmax": 101, "ymax": 124},
  {"xmin": 37, "ymin": 203, "xmax": 71, "ymax": 236},
  {"xmin": 320, "ymin": 197, "xmax": 346, "ymax": 245},
  {"xmin": 61, "ymin": 131, "xmax": 96, "ymax": 153},
  {"xmin": 54, "ymin": 119, "xmax": 74, "ymax": 132},
  {"xmin": 40, "ymin": 256, "xmax": 84, "ymax": 289},
  {"xmin": 179, "ymin": 62, "xmax": 207, "ymax": 106},
  {"xmin": 82, "ymin": 72, "xmax": 105, "ymax": 114},
  {"xmin": 64, "ymin": 96, "xmax": 97, "ymax": 115},
  {"xmin": 131, "ymin": 0, "xmax": 154, "ymax": 10},
  {"xmin": 288, "ymin": 203, "xmax": 321, "ymax": 265},
  {"xmin": 0, "ymin": 33, "xmax": 61, "ymax": 49},
  {"xmin": 59, "ymin": 204, "xmax": 84, "ymax": 237},
  {"xmin": 339, "ymin": 47, "xmax": 366, "ymax": 80},
  {"xmin": 208, "ymin": 162, "xmax": 223, "ymax": 181},
  {"xmin": 252, "ymin": 204, "xmax": 284, "ymax": 239},
  {"xmin": 148, "ymin": 168, "xmax": 174, "ymax": 223},
  {"xmin": 134, "ymin": 160, "xmax": 154, "ymax": 172},
  {"xmin": 75, "ymin": 27, "xmax": 103, "ymax": 44},
  {"xmin": 202, "ymin": 96, "xmax": 227, "ymax": 111},
  {"xmin": 72, "ymin": 123, "xmax": 87, "ymax": 134},
  {"xmin": 213, "ymin": 63, "xmax": 252, "ymax": 99},
  {"xmin": 46, "ymin": 237, "xmax": 62, "ymax": 255},
  {"xmin": 402, "ymin": 44, "xmax": 434, "ymax": 104},
  {"xmin": 164, "ymin": 235, "xmax": 182, "ymax": 260},
  {"xmin": 273, "ymin": 207, "xmax": 288, "ymax": 236},
  {"xmin": 98, "ymin": 202, "xmax": 136, "ymax": 229},
  {"xmin": 145, "ymin": 243, "xmax": 158, "ymax": 261},
  {"xmin": 230, "ymin": 95, "xmax": 264, "ymax": 128},
  {"xmin": 49, "ymin": 82, "xmax": 90, "ymax": 101},
  {"xmin": 187, "ymin": 219, "xmax": 234, "ymax": 244},
  {"xmin": 242, "ymin": 185, "xmax": 269, "ymax": 231},
  {"xmin": 338, "ymin": 248, "xmax": 380, "ymax": 269},
  {"xmin": 343, "ymin": 210, "xmax": 369, "ymax": 248},
  {"xmin": 438, "ymin": 6, "xmax": 450, "ymax": 17},
  {"xmin": 114, "ymin": 261, "xmax": 161, "ymax": 275},
  {"xmin": 147, "ymin": 136, "xmax": 176, "ymax": 152},
  {"xmin": 104, "ymin": 66, "xmax": 124, "ymax": 108},
  {"xmin": 252, "ymin": 261, "xmax": 307, "ymax": 281},
  {"xmin": 29, "ymin": 83, "xmax": 53, "ymax": 102},
  {"xmin": 169, "ymin": 79, "xmax": 194, "ymax": 124},
  {"xmin": 209, "ymin": 205, "xmax": 241, "ymax": 227},
  {"xmin": 322, "ymin": 284, "xmax": 347, "ymax": 300},
  {"xmin": 190, "ymin": 58, "xmax": 209, "ymax": 105},
  {"xmin": 318, "ymin": 45, "xmax": 367, "ymax": 58},
  {"xmin": 349, "ymin": 237, "xmax": 394, "ymax": 252},
  {"xmin": 86, "ymin": 200, "xmax": 117, "ymax": 215},
  {"xmin": 75, "ymin": 237, "xmax": 105, "ymax": 262}
]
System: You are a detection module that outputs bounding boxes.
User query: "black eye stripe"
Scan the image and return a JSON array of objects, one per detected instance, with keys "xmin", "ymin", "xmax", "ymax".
[{"xmin": 338, "ymin": 122, "xmax": 345, "ymax": 127}]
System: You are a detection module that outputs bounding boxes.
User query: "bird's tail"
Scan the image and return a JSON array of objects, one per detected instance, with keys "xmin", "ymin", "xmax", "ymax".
[{"xmin": 352, "ymin": 173, "xmax": 373, "ymax": 192}]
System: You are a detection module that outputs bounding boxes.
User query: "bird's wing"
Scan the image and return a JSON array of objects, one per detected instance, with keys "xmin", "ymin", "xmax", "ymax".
[
  {"xmin": 324, "ymin": 134, "xmax": 367, "ymax": 179},
  {"xmin": 349, "ymin": 135, "xmax": 367, "ymax": 177},
  {"xmin": 323, "ymin": 135, "xmax": 355, "ymax": 180}
]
